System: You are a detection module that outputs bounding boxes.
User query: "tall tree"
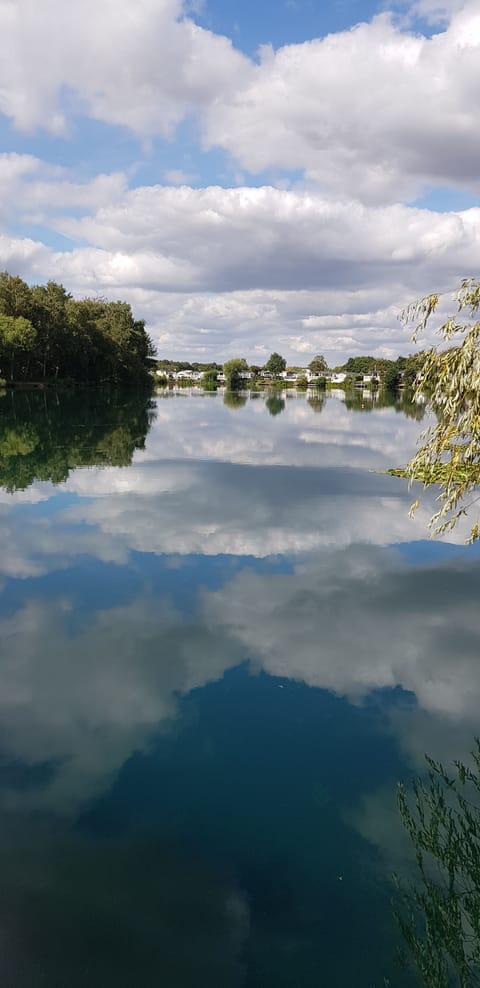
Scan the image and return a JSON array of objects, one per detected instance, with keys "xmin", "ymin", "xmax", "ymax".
[
  {"xmin": 0, "ymin": 314, "xmax": 36, "ymax": 381},
  {"xmin": 308, "ymin": 354, "xmax": 328, "ymax": 375},
  {"xmin": 0, "ymin": 272, "xmax": 32, "ymax": 319},
  {"xmin": 30, "ymin": 281, "xmax": 71, "ymax": 378},
  {"xmin": 223, "ymin": 358, "xmax": 248, "ymax": 390},
  {"xmin": 264, "ymin": 352, "xmax": 286, "ymax": 377}
]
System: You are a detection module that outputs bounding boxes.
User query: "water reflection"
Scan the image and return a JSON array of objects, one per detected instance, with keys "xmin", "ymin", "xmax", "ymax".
[
  {"xmin": 0, "ymin": 835, "xmax": 248, "ymax": 988},
  {"xmin": 224, "ymin": 391, "xmax": 248, "ymax": 410},
  {"xmin": 0, "ymin": 390, "xmax": 477, "ymax": 986},
  {"xmin": 0, "ymin": 387, "xmax": 155, "ymax": 492},
  {"xmin": 265, "ymin": 394, "xmax": 285, "ymax": 416}
]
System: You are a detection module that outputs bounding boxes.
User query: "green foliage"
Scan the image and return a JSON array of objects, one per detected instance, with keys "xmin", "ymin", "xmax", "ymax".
[
  {"xmin": 0, "ymin": 272, "xmax": 155, "ymax": 385},
  {"xmin": 343, "ymin": 355, "xmax": 378, "ymax": 374},
  {"xmin": 296, "ymin": 375, "xmax": 308, "ymax": 389},
  {"xmin": 223, "ymin": 357, "xmax": 248, "ymax": 390},
  {"xmin": 401, "ymin": 278, "xmax": 480, "ymax": 542},
  {"xmin": 202, "ymin": 367, "xmax": 218, "ymax": 390},
  {"xmin": 308, "ymin": 354, "xmax": 328, "ymax": 375},
  {"xmin": 264, "ymin": 352, "xmax": 286, "ymax": 377},
  {"xmin": 396, "ymin": 743, "xmax": 480, "ymax": 987},
  {"xmin": 383, "ymin": 361, "xmax": 403, "ymax": 391},
  {"xmin": 0, "ymin": 313, "xmax": 37, "ymax": 380},
  {"xmin": 402, "ymin": 353, "xmax": 427, "ymax": 388}
]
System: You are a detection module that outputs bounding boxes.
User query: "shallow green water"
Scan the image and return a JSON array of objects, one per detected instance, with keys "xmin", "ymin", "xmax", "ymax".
[{"xmin": 0, "ymin": 387, "xmax": 478, "ymax": 987}]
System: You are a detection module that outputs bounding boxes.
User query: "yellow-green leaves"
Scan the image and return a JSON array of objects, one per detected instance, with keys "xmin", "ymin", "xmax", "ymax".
[{"xmin": 400, "ymin": 279, "xmax": 480, "ymax": 543}]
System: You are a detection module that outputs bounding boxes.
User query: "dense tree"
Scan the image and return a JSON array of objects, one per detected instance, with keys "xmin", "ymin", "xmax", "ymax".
[
  {"xmin": 383, "ymin": 360, "xmax": 403, "ymax": 390},
  {"xmin": 223, "ymin": 357, "xmax": 248, "ymax": 390},
  {"xmin": 308, "ymin": 354, "xmax": 328, "ymax": 375},
  {"xmin": 202, "ymin": 367, "xmax": 218, "ymax": 390},
  {"xmin": 401, "ymin": 279, "xmax": 480, "ymax": 542},
  {"xmin": 0, "ymin": 272, "xmax": 32, "ymax": 318},
  {"xmin": 264, "ymin": 352, "xmax": 286, "ymax": 377},
  {"xmin": 0, "ymin": 314, "xmax": 37, "ymax": 381},
  {"xmin": 343, "ymin": 355, "xmax": 378, "ymax": 374},
  {"xmin": 402, "ymin": 352, "xmax": 427, "ymax": 389},
  {"xmin": 0, "ymin": 272, "xmax": 155, "ymax": 384}
]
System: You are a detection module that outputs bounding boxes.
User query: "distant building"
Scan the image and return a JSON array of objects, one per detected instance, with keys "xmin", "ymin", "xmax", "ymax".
[{"xmin": 174, "ymin": 370, "xmax": 204, "ymax": 381}]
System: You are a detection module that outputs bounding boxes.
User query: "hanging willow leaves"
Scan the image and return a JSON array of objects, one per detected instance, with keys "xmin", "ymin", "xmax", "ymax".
[{"xmin": 398, "ymin": 278, "xmax": 480, "ymax": 542}]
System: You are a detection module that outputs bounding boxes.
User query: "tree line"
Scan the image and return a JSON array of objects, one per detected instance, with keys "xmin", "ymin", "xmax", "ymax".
[
  {"xmin": 0, "ymin": 272, "xmax": 156, "ymax": 385},
  {"xmin": 157, "ymin": 351, "xmax": 426, "ymax": 390}
]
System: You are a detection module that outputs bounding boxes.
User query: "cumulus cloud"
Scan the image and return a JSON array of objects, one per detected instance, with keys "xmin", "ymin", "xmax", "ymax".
[
  {"xmin": 0, "ymin": 153, "xmax": 129, "ymax": 232},
  {"xmin": 1, "ymin": 2, "xmax": 479, "ymax": 207},
  {"xmin": 1, "ymin": 3, "xmax": 478, "ymax": 359},
  {"xmin": 50, "ymin": 186, "xmax": 480, "ymax": 294},
  {"xmin": 204, "ymin": 5, "xmax": 480, "ymax": 203},
  {"xmin": 0, "ymin": 0, "xmax": 248, "ymax": 136},
  {"xmin": 1, "ymin": 174, "xmax": 479, "ymax": 360}
]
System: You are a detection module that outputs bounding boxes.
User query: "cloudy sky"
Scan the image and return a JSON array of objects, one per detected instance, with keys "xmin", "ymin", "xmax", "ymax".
[{"xmin": 1, "ymin": 0, "xmax": 479, "ymax": 363}]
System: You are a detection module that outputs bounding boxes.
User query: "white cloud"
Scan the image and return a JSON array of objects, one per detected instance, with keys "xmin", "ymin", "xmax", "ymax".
[
  {"xmin": 204, "ymin": 5, "xmax": 480, "ymax": 203},
  {"xmin": 1, "ymin": 4, "xmax": 479, "ymax": 360},
  {"xmin": 53, "ymin": 187, "xmax": 480, "ymax": 295},
  {"xmin": 0, "ymin": 1, "xmax": 478, "ymax": 208},
  {"xmin": 0, "ymin": 0, "xmax": 248, "ymax": 136},
  {"xmin": 1, "ymin": 178, "xmax": 478, "ymax": 360},
  {"xmin": 0, "ymin": 154, "xmax": 129, "ymax": 231}
]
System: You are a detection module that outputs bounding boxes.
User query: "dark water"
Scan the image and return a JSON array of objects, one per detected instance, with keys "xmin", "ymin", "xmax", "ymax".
[{"xmin": 0, "ymin": 386, "xmax": 478, "ymax": 987}]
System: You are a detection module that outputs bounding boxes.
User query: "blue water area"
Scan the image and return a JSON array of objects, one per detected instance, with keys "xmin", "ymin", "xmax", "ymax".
[{"xmin": 0, "ymin": 387, "xmax": 478, "ymax": 986}]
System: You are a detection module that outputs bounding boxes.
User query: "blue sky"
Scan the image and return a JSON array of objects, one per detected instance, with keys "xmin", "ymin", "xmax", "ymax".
[
  {"xmin": 0, "ymin": 0, "xmax": 478, "ymax": 362},
  {"xmin": 194, "ymin": 0, "xmax": 383, "ymax": 55}
]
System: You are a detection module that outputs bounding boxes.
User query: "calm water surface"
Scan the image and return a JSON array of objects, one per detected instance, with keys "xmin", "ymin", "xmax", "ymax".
[{"xmin": 0, "ymin": 387, "xmax": 478, "ymax": 987}]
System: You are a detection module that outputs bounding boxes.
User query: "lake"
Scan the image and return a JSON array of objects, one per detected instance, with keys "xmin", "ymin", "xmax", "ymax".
[{"xmin": 0, "ymin": 386, "xmax": 478, "ymax": 987}]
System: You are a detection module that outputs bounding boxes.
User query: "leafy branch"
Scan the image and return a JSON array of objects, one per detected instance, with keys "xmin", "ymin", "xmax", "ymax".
[{"xmin": 397, "ymin": 278, "xmax": 480, "ymax": 542}]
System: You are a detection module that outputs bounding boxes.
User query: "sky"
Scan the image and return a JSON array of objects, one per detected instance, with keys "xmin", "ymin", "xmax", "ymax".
[{"xmin": 0, "ymin": 0, "xmax": 479, "ymax": 364}]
